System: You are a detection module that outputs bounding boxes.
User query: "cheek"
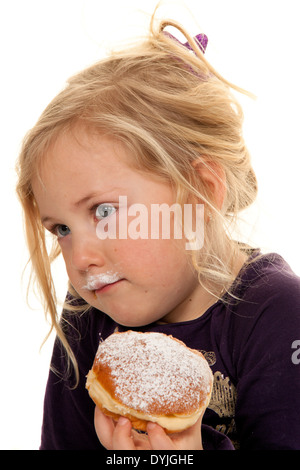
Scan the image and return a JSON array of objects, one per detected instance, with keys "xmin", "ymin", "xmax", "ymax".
[
  {"xmin": 115, "ymin": 237, "xmax": 189, "ymax": 282},
  {"xmin": 59, "ymin": 244, "xmax": 71, "ymax": 267},
  {"xmin": 58, "ymin": 244, "xmax": 79, "ymax": 285}
]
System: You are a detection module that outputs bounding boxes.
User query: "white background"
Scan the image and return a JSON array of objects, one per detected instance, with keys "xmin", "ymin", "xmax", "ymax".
[{"xmin": 1, "ymin": 0, "xmax": 299, "ymax": 449}]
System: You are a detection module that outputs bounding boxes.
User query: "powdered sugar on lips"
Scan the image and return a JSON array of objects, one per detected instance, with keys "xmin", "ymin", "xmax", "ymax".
[{"xmin": 83, "ymin": 271, "xmax": 122, "ymax": 291}]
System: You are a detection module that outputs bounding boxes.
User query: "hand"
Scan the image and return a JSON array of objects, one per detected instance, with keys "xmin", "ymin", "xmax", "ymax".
[{"xmin": 94, "ymin": 407, "xmax": 204, "ymax": 450}]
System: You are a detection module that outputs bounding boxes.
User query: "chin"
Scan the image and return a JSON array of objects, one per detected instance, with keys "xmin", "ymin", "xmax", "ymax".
[{"xmin": 109, "ymin": 311, "xmax": 160, "ymax": 328}]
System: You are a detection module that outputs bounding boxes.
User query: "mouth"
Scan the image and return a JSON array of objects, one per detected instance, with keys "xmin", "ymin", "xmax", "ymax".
[
  {"xmin": 82, "ymin": 272, "xmax": 124, "ymax": 295},
  {"xmin": 94, "ymin": 278, "xmax": 124, "ymax": 296}
]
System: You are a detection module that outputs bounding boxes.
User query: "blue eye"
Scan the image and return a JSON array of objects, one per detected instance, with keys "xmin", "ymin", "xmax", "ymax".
[
  {"xmin": 56, "ymin": 224, "xmax": 71, "ymax": 238},
  {"xmin": 96, "ymin": 204, "xmax": 117, "ymax": 219}
]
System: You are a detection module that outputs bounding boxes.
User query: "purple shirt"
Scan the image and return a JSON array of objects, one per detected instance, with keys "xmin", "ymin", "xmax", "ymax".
[{"xmin": 40, "ymin": 252, "xmax": 300, "ymax": 450}]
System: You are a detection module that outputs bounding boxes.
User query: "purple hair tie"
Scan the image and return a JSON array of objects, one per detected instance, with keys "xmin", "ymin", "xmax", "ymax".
[
  {"xmin": 183, "ymin": 33, "xmax": 208, "ymax": 54},
  {"xmin": 163, "ymin": 31, "xmax": 208, "ymax": 54}
]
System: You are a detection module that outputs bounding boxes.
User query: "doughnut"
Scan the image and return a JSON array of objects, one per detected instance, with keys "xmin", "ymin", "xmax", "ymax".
[{"xmin": 86, "ymin": 330, "xmax": 213, "ymax": 433}]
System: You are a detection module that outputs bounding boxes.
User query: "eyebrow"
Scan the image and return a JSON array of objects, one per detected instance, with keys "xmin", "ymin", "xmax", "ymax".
[
  {"xmin": 41, "ymin": 215, "xmax": 55, "ymax": 225},
  {"xmin": 72, "ymin": 188, "xmax": 122, "ymax": 207},
  {"xmin": 73, "ymin": 192, "xmax": 99, "ymax": 208}
]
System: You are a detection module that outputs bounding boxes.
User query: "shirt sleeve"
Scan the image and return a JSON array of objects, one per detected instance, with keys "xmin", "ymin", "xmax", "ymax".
[
  {"xmin": 232, "ymin": 265, "xmax": 300, "ymax": 449},
  {"xmin": 40, "ymin": 339, "xmax": 103, "ymax": 449}
]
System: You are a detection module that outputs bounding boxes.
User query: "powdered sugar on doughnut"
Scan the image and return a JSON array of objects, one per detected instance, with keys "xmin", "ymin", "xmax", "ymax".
[{"xmin": 94, "ymin": 331, "xmax": 213, "ymax": 415}]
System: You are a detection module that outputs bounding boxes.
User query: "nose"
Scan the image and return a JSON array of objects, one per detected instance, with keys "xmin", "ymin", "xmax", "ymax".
[{"xmin": 71, "ymin": 232, "xmax": 105, "ymax": 272}]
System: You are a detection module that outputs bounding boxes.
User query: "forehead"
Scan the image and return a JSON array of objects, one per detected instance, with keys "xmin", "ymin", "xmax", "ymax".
[
  {"xmin": 34, "ymin": 126, "xmax": 135, "ymax": 193},
  {"xmin": 45, "ymin": 126, "xmax": 130, "ymax": 174}
]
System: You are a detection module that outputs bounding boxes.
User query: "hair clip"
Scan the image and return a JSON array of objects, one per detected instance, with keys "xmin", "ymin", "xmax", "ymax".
[{"xmin": 163, "ymin": 31, "xmax": 208, "ymax": 54}]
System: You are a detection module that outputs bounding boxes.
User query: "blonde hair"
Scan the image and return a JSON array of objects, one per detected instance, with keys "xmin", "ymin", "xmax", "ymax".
[{"xmin": 16, "ymin": 11, "xmax": 257, "ymax": 384}]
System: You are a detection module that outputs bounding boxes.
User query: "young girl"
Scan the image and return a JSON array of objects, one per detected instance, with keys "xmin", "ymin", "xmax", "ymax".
[{"xmin": 16, "ymin": 10, "xmax": 300, "ymax": 450}]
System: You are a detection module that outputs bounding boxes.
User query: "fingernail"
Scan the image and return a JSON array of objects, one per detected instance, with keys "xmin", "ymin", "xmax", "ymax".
[
  {"xmin": 147, "ymin": 422, "xmax": 157, "ymax": 430},
  {"xmin": 118, "ymin": 417, "xmax": 129, "ymax": 426}
]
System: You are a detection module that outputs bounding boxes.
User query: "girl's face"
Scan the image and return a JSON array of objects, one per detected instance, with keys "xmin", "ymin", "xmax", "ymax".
[{"xmin": 33, "ymin": 126, "xmax": 207, "ymax": 327}]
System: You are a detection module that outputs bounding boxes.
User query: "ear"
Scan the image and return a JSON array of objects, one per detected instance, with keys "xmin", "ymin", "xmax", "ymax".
[{"xmin": 192, "ymin": 159, "xmax": 226, "ymax": 211}]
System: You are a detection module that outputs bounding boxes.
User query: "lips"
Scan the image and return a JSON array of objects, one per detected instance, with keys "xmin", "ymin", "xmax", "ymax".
[
  {"xmin": 94, "ymin": 279, "xmax": 123, "ymax": 294},
  {"xmin": 82, "ymin": 272, "xmax": 122, "ymax": 292}
]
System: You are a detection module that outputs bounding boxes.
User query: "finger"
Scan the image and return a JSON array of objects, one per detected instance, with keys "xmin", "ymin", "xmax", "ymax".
[
  {"xmin": 112, "ymin": 417, "xmax": 136, "ymax": 450},
  {"xmin": 180, "ymin": 415, "xmax": 203, "ymax": 448},
  {"xmin": 146, "ymin": 422, "xmax": 176, "ymax": 450},
  {"xmin": 130, "ymin": 430, "xmax": 152, "ymax": 450},
  {"xmin": 94, "ymin": 407, "xmax": 116, "ymax": 450},
  {"xmin": 166, "ymin": 416, "xmax": 203, "ymax": 450}
]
